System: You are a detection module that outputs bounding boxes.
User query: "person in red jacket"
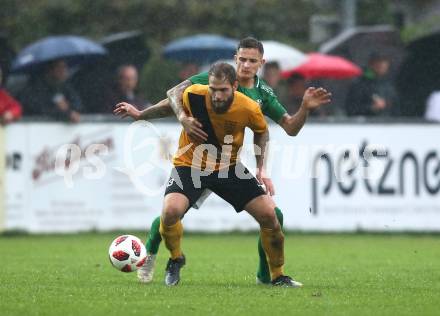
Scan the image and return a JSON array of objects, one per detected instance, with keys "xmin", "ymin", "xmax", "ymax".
[{"xmin": 0, "ymin": 67, "xmax": 22, "ymax": 124}]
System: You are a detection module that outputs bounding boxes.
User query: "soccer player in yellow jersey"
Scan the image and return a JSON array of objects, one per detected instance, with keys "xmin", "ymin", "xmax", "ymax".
[
  {"xmin": 114, "ymin": 37, "xmax": 331, "ymax": 285},
  {"xmin": 158, "ymin": 62, "xmax": 299, "ymax": 286}
]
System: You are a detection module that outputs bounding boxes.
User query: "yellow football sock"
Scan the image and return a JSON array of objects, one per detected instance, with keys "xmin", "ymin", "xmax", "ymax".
[
  {"xmin": 159, "ymin": 218, "xmax": 183, "ymax": 259},
  {"xmin": 260, "ymin": 226, "xmax": 285, "ymax": 280}
]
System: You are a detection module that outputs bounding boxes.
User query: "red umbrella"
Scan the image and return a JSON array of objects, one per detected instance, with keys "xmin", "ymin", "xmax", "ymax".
[{"xmin": 281, "ymin": 53, "xmax": 362, "ymax": 79}]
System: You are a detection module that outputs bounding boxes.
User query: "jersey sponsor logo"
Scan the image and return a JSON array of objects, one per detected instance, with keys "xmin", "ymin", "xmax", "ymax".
[
  {"xmin": 224, "ymin": 120, "xmax": 237, "ymax": 135},
  {"xmin": 260, "ymin": 83, "xmax": 275, "ymax": 96}
]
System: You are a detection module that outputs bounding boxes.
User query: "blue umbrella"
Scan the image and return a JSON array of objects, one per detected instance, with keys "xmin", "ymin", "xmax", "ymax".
[
  {"xmin": 11, "ymin": 35, "xmax": 107, "ymax": 73},
  {"xmin": 163, "ymin": 34, "xmax": 238, "ymax": 64}
]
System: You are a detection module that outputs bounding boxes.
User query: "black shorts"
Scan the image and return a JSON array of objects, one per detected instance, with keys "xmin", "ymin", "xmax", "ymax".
[{"xmin": 164, "ymin": 163, "xmax": 266, "ymax": 212}]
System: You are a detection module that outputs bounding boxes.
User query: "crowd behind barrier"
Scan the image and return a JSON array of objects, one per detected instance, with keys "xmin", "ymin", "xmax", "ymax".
[{"xmin": 2, "ymin": 44, "xmax": 439, "ymax": 124}]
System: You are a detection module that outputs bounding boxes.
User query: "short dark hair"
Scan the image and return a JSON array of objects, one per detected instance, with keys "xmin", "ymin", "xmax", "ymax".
[
  {"xmin": 117, "ymin": 64, "xmax": 137, "ymax": 77},
  {"xmin": 263, "ymin": 62, "xmax": 280, "ymax": 72},
  {"xmin": 368, "ymin": 51, "xmax": 389, "ymax": 63},
  {"xmin": 237, "ymin": 36, "xmax": 264, "ymax": 55},
  {"xmin": 287, "ymin": 73, "xmax": 305, "ymax": 85},
  {"xmin": 208, "ymin": 62, "xmax": 237, "ymax": 85},
  {"xmin": 45, "ymin": 59, "xmax": 66, "ymax": 72}
]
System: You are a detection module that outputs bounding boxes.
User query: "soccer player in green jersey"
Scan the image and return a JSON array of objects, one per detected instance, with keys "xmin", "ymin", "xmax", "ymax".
[{"xmin": 114, "ymin": 37, "xmax": 331, "ymax": 285}]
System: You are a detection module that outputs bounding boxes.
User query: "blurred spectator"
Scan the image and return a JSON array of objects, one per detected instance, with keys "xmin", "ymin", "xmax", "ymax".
[
  {"xmin": 283, "ymin": 74, "xmax": 306, "ymax": 115},
  {"xmin": 179, "ymin": 63, "xmax": 199, "ymax": 81},
  {"xmin": 105, "ymin": 64, "xmax": 149, "ymax": 111},
  {"xmin": 262, "ymin": 62, "xmax": 282, "ymax": 88},
  {"xmin": 345, "ymin": 53, "xmax": 397, "ymax": 116},
  {"xmin": 262, "ymin": 62, "xmax": 288, "ymax": 105},
  {"xmin": 18, "ymin": 59, "xmax": 81, "ymax": 122},
  {"xmin": 0, "ymin": 66, "xmax": 22, "ymax": 124},
  {"xmin": 425, "ymin": 91, "xmax": 440, "ymax": 122}
]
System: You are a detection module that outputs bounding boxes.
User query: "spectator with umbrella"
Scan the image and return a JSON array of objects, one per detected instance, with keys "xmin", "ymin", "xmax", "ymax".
[
  {"xmin": 70, "ymin": 30, "xmax": 150, "ymax": 113},
  {"xmin": 284, "ymin": 74, "xmax": 307, "ymax": 115},
  {"xmin": 281, "ymin": 52, "xmax": 362, "ymax": 117},
  {"xmin": 163, "ymin": 34, "xmax": 235, "ymax": 93},
  {"xmin": 262, "ymin": 61, "xmax": 288, "ymax": 105},
  {"xmin": 11, "ymin": 35, "xmax": 106, "ymax": 121},
  {"xmin": 18, "ymin": 59, "xmax": 82, "ymax": 122},
  {"xmin": 345, "ymin": 52, "xmax": 398, "ymax": 117},
  {"xmin": 104, "ymin": 64, "xmax": 150, "ymax": 113}
]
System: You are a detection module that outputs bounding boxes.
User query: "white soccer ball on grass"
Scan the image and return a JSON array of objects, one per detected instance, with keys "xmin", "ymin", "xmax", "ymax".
[{"xmin": 108, "ymin": 235, "xmax": 147, "ymax": 272}]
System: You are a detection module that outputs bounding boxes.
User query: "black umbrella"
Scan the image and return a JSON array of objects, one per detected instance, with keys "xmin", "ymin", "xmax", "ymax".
[
  {"xmin": 100, "ymin": 30, "xmax": 149, "ymax": 70},
  {"xmin": 396, "ymin": 31, "xmax": 440, "ymax": 116},
  {"xmin": 319, "ymin": 25, "xmax": 403, "ymax": 68},
  {"xmin": 318, "ymin": 25, "xmax": 404, "ymax": 116},
  {"xmin": 70, "ymin": 30, "xmax": 150, "ymax": 113},
  {"xmin": 0, "ymin": 34, "xmax": 15, "ymax": 79}
]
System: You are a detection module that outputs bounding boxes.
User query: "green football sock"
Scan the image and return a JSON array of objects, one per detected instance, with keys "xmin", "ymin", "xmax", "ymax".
[
  {"xmin": 257, "ymin": 207, "xmax": 284, "ymax": 283},
  {"xmin": 145, "ymin": 216, "xmax": 162, "ymax": 255}
]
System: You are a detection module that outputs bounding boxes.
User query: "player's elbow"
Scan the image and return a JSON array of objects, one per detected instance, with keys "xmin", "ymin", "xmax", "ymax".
[
  {"xmin": 166, "ymin": 87, "xmax": 175, "ymax": 99},
  {"xmin": 285, "ymin": 127, "xmax": 299, "ymax": 137},
  {"xmin": 167, "ymin": 80, "xmax": 192, "ymax": 99},
  {"xmin": 279, "ymin": 116, "xmax": 300, "ymax": 136}
]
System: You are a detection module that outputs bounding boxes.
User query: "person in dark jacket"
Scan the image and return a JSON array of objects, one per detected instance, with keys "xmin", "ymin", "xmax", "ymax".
[
  {"xmin": 345, "ymin": 53, "xmax": 397, "ymax": 117},
  {"xmin": 18, "ymin": 59, "xmax": 82, "ymax": 122},
  {"xmin": 104, "ymin": 64, "xmax": 149, "ymax": 112}
]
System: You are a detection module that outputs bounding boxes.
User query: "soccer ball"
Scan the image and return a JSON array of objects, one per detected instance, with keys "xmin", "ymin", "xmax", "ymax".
[{"xmin": 108, "ymin": 235, "xmax": 147, "ymax": 272}]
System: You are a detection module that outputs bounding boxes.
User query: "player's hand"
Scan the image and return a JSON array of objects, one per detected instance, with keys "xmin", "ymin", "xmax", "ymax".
[
  {"xmin": 180, "ymin": 116, "xmax": 208, "ymax": 143},
  {"xmin": 69, "ymin": 111, "xmax": 81, "ymax": 123},
  {"xmin": 114, "ymin": 102, "xmax": 141, "ymax": 120},
  {"xmin": 53, "ymin": 94, "xmax": 69, "ymax": 112},
  {"xmin": 0, "ymin": 111, "xmax": 14, "ymax": 125},
  {"xmin": 302, "ymin": 87, "xmax": 332, "ymax": 110},
  {"xmin": 372, "ymin": 94, "xmax": 387, "ymax": 111},
  {"xmin": 256, "ymin": 169, "xmax": 275, "ymax": 196}
]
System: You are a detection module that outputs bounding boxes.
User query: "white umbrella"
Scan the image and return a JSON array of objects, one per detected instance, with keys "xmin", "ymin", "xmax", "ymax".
[
  {"xmin": 201, "ymin": 41, "xmax": 307, "ymax": 75},
  {"xmin": 261, "ymin": 40, "xmax": 307, "ymax": 72}
]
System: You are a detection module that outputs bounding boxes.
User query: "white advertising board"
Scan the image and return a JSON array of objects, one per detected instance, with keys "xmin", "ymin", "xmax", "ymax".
[
  {"xmin": 5, "ymin": 124, "xmax": 29, "ymax": 231},
  {"xmin": 4, "ymin": 122, "xmax": 440, "ymax": 232}
]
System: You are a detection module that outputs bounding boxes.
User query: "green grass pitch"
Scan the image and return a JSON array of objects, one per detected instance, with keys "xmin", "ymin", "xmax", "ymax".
[{"xmin": 1, "ymin": 232, "xmax": 439, "ymax": 316}]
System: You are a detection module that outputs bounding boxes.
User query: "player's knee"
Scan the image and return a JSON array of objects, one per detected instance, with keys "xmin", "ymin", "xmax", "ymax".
[
  {"xmin": 257, "ymin": 208, "xmax": 279, "ymax": 229},
  {"xmin": 162, "ymin": 202, "xmax": 186, "ymax": 225},
  {"xmin": 162, "ymin": 193, "xmax": 188, "ymax": 223}
]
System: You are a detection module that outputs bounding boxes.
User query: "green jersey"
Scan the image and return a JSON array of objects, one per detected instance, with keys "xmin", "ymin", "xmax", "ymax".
[{"xmin": 189, "ymin": 72, "xmax": 287, "ymax": 123}]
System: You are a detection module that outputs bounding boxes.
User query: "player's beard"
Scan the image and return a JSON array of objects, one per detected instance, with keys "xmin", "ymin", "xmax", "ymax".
[{"xmin": 212, "ymin": 95, "xmax": 234, "ymax": 114}]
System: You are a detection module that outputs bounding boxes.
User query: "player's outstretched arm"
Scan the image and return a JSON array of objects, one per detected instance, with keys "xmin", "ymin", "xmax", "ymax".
[
  {"xmin": 113, "ymin": 98, "xmax": 174, "ymax": 120},
  {"xmin": 278, "ymin": 87, "xmax": 331, "ymax": 136},
  {"xmin": 254, "ymin": 129, "xmax": 275, "ymax": 196},
  {"xmin": 167, "ymin": 80, "xmax": 208, "ymax": 143}
]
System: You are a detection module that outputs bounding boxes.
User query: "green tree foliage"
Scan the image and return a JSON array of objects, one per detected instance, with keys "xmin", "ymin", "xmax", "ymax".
[
  {"xmin": 356, "ymin": 0, "xmax": 394, "ymax": 25},
  {"xmin": 2, "ymin": 0, "xmax": 318, "ymax": 49}
]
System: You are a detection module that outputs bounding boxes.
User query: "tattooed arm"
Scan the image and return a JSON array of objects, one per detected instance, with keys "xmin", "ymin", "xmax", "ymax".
[
  {"xmin": 113, "ymin": 98, "xmax": 173, "ymax": 120},
  {"xmin": 167, "ymin": 80, "xmax": 208, "ymax": 143}
]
